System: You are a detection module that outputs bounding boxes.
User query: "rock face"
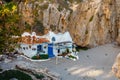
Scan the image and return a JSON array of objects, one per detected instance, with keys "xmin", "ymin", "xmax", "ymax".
[
  {"xmin": 18, "ymin": 0, "xmax": 120, "ymax": 47},
  {"xmin": 18, "ymin": 0, "xmax": 71, "ymax": 34},
  {"xmin": 116, "ymin": 0, "xmax": 120, "ymax": 44},
  {"xmin": 43, "ymin": 3, "xmax": 70, "ymax": 33},
  {"xmin": 69, "ymin": 0, "xmax": 117, "ymax": 47},
  {"xmin": 112, "ymin": 53, "xmax": 120, "ymax": 78}
]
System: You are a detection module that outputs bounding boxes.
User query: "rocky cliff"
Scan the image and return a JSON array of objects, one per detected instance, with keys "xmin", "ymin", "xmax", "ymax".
[
  {"xmin": 116, "ymin": 0, "xmax": 120, "ymax": 45},
  {"xmin": 18, "ymin": 0, "xmax": 120, "ymax": 47},
  {"xmin": 18, "ymin": 0, "xmax": 71, "ymax": 34},
  {"xmin": 69, "ymin": 0, "xmax": 117, "ymax": 47}
]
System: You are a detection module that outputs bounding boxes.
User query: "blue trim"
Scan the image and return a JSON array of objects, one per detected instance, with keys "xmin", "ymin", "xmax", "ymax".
[{"xmin": 48, "ymin": 43, "xmax": 55, "ymax": 58}]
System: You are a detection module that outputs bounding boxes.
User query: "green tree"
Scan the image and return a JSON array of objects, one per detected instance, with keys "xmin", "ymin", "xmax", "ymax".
[{"xmin": 0, "ymin": 1, "xmax": 20, "ymax": 54}]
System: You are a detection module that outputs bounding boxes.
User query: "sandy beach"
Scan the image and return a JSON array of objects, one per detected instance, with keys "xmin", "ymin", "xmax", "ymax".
[
  {"xmin": 38, "ymin": 44, "xmax": 120, "ymax": 80},
  {"xmin": 0, "ymin": 43, "xmax": 120, "ymax": 80}
]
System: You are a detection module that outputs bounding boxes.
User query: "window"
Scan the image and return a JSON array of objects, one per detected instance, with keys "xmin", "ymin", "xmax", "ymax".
[
  {"xmin": 23, "ymin": 47, "xmax": 25, "ymax": 50},
  {"xmin": 29, "ymin": 45, "xmax": 31, "ymax": 49},
  {"xmin": 44, "ymin": 46, "xmax": 47, "ymax": 49},
  {"xmin": 32, "ymin": 48, "xmax": 36, "ymax": 51},
  {"xmin": 37, "ymin": 45, "xmax": 42, "ymax": 51},
  {"xmin": 58, "ymin": 49, "xmax": 60, "ymax": 53}
]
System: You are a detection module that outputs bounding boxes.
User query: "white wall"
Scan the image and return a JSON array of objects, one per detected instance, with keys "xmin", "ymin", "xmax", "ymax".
[
  {"xmin": 40, "ymin": 43, "xmax": 48, "ymax": 54},
  {"xmin": 19, "ymin": 43, "xmax": 49, "ymax": 58},
  {"xmin": 19, "ymin": 42, "xmax": 73, "ymax": 58},
  {"xmin": 20, "ymin": 44, "xmax": 37, "ymax": 58},
  {"xmin": 53, "ymin": 43, "xmax": 73, "ymax": 56}
]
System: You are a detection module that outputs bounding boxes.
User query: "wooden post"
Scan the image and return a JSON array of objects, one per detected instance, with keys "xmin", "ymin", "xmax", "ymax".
[{"xmin": 56, "ymin": 56, "xmax": 58, "ymax": 64}]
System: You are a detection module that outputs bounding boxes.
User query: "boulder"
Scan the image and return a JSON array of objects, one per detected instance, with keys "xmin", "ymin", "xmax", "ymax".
[
  {"xmin": 112, "ymin": 53, "xmax": 120, "ymax": 78},
  {"xmin": 16, "ymin": 61, "xmax": 61, "ymax": 80}
]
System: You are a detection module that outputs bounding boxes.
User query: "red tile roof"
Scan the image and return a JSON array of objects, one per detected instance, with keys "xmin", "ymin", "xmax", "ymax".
[{"xmin": 21, "ymin": 36, "xmax": 49, "ymax": 44}]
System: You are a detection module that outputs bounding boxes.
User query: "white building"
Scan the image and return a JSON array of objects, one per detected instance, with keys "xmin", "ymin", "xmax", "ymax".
[{"xmin": 18, "ymin": 31, "xmax": 78, "ymax": 60}]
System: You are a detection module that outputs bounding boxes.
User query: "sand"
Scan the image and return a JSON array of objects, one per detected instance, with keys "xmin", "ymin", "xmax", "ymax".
[
  {"xmin": 0, "ymin": 43, "xmax": 120, "ymax": 80},
  {"xmin": 39, "ymin": 44, "xmax": 120, "ymax": 80}
]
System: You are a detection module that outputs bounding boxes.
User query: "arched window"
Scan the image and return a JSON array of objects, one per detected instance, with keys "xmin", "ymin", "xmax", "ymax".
[{"xmin": 52, "ymin": 37, "xmax": 56, "ymax": 42}]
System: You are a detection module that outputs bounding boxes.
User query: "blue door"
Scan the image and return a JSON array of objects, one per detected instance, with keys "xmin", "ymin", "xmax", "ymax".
[{"xmin": 48, "ymin": 44, "xmax": 55, "ymax": 58}]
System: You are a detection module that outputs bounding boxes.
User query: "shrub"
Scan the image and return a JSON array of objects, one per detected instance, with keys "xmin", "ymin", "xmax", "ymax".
[
  {"xmin": 33, "ymin": 20, "xmax": 45, "ymax": 35},
  {"xmin": 68, "ymin": 55, "xmax": 77, "ymax": 59},
  {"xmin": 0, "ymin": 70, "xmax": 32, "ymax": 80},
  {"xmin": 32, "ymin": 73, "xmax": 44, "ymax": 79},
  {"xmin": 89, "ymin": 15, "xmax": 94, "ymax": 22},
  {"xmin": 57, "ymin": 5, "xmax": 63, "ymax": 12},
  {"xmin": 31, "ymin": 54, "xmax": 48, "ymax": 60},
  {"xmin": 0, "ymin": 2, "xmax": 21, "ymax": 54},
  {"xmin": 39, "ymin": 3, "xmax": 49, "ymax": 10},
  {"xmin": 39, "ymin": 54, "xmax": 48, "ymax": 59},
  {"xmin": 75, "ymin": 45, "xmax": 89, "ymax": 52},
  {"xmin": 0, "ymin": 68, "xmax": 3, "ymax": 72},
  {"xmin": 50, "ymin": 25, "xmax": 56, "ymax": 31}
]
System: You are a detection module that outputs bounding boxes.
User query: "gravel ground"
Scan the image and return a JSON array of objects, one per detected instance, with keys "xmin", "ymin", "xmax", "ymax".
[
  {"xmin": 39, "ymin": 44, "xmax": 120, "ymax": 80},
  {"xmin": 0, "ymin": 43, "xmax": 120, "ymax": 80}
]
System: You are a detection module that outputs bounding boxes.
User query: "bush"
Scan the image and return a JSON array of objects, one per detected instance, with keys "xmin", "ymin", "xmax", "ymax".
[
  {"xmin": 57, "ymin": 5, "xmax": 63, "ymax": 12},
  {"xmin": 39, "ymin": 3, "xmax": 49, "ymax": 10},
  {"xmin": 0, "ymin": 68, "xmax": 3, "ymax": 72},
  {"xmin": 32, "ymin": 73, "xmax": 44, "ymax": 79},
  {"xmin": 0, "ymin": 2, "xmax": 21, "ymax": 54},
  {"xmin": 89, "ymin": 15, "xmax": 94, "ymax": 22},
  {"xmin": 68, "ymin": 55, "xmax": 77, "ymax": 59},
  {"xmin": 31, "ymin": 54, "xmax": 48, "ymax": 60},
  {"xmin": 0, "ymin": 70, "xmax": 32, "ymax": 80},
  {"xmin": 75, "ymin": 46, "xmax": 89, "ymax": 52}
]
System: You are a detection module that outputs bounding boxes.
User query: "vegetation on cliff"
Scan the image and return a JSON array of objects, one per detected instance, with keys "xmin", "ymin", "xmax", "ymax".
[{"xmin": 0, "ymin": 1, "xmax": 21, "ymax": 54}]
